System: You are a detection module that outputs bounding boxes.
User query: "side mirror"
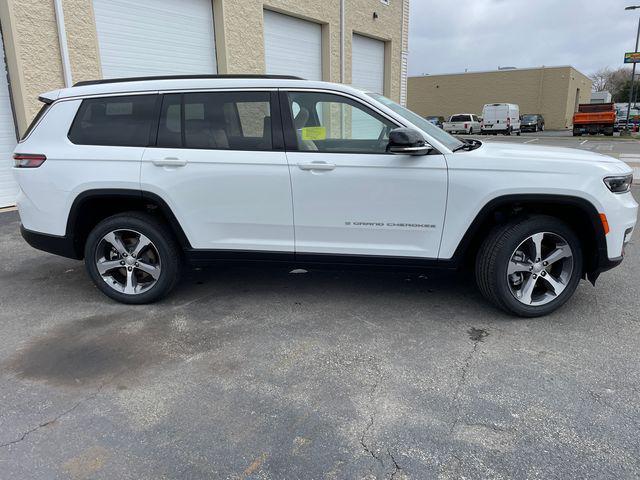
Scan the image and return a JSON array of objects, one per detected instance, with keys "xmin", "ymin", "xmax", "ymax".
[{"xmin": 387, "ymin": 128, "xmax": 431, "ymax": 155}]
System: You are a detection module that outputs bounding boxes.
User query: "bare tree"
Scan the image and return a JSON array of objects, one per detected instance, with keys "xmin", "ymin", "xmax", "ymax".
[
  {"xmin": 590, "ymin": 67, "xmax": 633, "ymax": 101},
  {"xmin": 590, "ymin": 67, "xmax": 611, "ymax": 92}
]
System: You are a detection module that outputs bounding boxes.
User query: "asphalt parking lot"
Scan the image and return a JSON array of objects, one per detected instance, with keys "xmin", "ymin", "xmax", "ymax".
[{"xmin": 0, "ymin": 154, "xmax": 639, "ymax": 478}]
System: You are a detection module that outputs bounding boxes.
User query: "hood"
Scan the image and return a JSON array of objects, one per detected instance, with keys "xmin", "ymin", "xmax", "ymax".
[
  {"xmin": 477, "ymin": 141, "xmax": 622, "ymax": 164},
  {"xmin": 451, "ymin": 140, "xmax": 634, "ymax": 177}
]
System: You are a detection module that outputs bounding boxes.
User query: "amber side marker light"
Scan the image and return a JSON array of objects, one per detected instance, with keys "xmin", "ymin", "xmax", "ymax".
[
  {"xmin": 599, "ymin": 213, "xmax": 610, "ymax": 235},
  {"xmin": 13, "ymin": 153, "xmax": 46, "ymax": 168}
]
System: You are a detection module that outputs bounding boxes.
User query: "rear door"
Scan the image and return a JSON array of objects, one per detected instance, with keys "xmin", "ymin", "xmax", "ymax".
[{"xmin": 141, "ymin": 90, "xmax": 294, "ymax": 252}]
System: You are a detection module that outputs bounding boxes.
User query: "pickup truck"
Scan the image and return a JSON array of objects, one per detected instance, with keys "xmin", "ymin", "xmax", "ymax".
[
  {"xmin": 443, "ymin": 114, "xmax": 481, "ymax": 134},
  {"xmin": 573, "ymin": 103, "xmax": 615, "ymax": 136}
]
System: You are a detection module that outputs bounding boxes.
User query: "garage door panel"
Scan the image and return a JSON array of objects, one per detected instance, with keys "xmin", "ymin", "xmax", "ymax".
[
  {"xmin": 352, "ymin": 34, "xmax": 385, "ymax": 94},
  {"xmin": 0, "ymin": 33, "xmax": 17, "ymax": 208},
  {"xmin": 93, "ymin": 0, "xmax": 217, "ymax": 78},
  {"xmin": 264, "ymin": 10, "xmax": 322, "ymax": 81}
]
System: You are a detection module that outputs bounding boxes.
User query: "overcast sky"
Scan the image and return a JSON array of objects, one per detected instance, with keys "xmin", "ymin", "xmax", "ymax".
[{"xmin": 408, "ymin": 0, "xmax": 640, "ymax": 77}]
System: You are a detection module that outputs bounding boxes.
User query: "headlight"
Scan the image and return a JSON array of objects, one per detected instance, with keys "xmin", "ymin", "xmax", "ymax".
[{"xmin": 603, "ymin": 174, "xmax": 633, "ymax": 193}]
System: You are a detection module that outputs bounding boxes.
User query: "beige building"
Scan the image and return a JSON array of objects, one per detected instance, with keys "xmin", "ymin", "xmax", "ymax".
[
  {"xmin": 407, "ymin": 66, "xmax": 592, "ymax": 131},
  {"xmin": 0, "ymin": 0, "xmax": 409, "ymax": 207}
]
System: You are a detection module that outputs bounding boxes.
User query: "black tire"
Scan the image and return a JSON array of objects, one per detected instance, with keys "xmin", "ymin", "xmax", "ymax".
[
  {"xmin": 84, "ymin": 212, "xmax": 181, "ymax": 304},
  {"xmin": 469, "ymin": 127, "xmax": 474, "ymax": 134},
  {"xmin": 505, "ymin": 127, "xmax": 512, "ymax": 136},
  {"xmin": 475, "ymin": 215, "xmax": 583, "ymax": 317}
]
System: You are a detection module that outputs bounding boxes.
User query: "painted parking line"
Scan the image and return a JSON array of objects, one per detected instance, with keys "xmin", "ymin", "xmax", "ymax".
[
  {"xmin": 580, "ymin": 139, "xmax": 588, "ymax": 145},
  {"xmin": 523, "ymin": 138, "xmax": 539, "ymax": 144},
  {"xmin": 619, "ymin": 155, "xmax": 640, "ymax": 183},
  {"xmin": 595, "ymin": 144, "xmax": 613, "ymax": 151}
]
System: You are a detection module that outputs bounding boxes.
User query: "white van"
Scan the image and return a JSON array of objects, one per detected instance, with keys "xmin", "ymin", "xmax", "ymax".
[{"xmin": 481, "ymin": 103, "xmax": 521, "ymax": 135}]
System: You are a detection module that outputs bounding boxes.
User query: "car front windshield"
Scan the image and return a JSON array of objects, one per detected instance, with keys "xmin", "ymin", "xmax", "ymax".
[
  {"xmin": 522, "ymin": 115, "xmax": 537, "ymax": 121},
  {"xmin": 366, "ymin": 92, "xmax": 464, "ymax": 151}
]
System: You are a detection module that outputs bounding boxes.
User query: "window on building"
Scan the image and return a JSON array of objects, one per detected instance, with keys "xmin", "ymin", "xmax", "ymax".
[
  {"xmin": 156, "ymin": 91, "xmax": 272, "ymax": 150},
  {"xmin": 68, "ymin": 95, "xmax": 157, "ymax": 146}
]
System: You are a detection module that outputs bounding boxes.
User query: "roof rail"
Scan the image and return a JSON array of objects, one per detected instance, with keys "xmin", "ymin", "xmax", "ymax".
[{"xmin": 73, "ymin": 74, "xmax": 305, "ymax": 87}]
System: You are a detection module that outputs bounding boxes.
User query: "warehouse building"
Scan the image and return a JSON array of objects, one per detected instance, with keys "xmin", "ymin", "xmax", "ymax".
[
  {"xmin": 0, "ymin": 0, "xmax": 409, "ymax": 207},
  {"xmin": 407, "ymin": 66, "xmax": 592, "ymax": 132}
]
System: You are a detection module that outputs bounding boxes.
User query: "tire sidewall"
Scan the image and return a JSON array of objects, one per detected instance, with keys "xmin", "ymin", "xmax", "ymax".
[
  {"xmin": 84, "ymin": 214, "xmax": 179, "ymax": 304},
  {"xmin": 492, "ymin": 217, "xmax": 583, "ymax": 317}
]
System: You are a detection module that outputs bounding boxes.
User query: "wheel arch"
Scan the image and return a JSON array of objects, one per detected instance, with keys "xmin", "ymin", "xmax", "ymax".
[
  {"xmin": 453, "ymin": 194, "xmax": 607, "ymax": 278},
  {"xmin": 66, "ymin": 189, "xmax": 191, "ymax": 259}
]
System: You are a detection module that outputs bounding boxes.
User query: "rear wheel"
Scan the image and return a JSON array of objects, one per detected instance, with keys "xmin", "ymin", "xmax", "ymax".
[
  {"xmin": 475, "ymin": 215, "xmax": 582, "ymax": 317},
  {"xmin": 84, "ymin": 212, "xmax": 180, "ymax": 304}
]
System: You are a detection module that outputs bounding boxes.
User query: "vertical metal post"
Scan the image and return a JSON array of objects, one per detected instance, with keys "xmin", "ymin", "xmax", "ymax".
[
  {"xmin": 625, "ymin": 16, "xmax": 640, "ymax": 132},
  {"xmin": 53, "ymin": 0, "xmax": 73, "ymax": 87}
]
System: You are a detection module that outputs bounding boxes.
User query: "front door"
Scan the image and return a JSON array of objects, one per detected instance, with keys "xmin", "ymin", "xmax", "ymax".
[
  {"xmin": 141, "ymin": 90, "xmax": 294, "ymax": 252},
  {"xmin": 282, "ymin": 90, "xmax": 448, "ymax": 259}
]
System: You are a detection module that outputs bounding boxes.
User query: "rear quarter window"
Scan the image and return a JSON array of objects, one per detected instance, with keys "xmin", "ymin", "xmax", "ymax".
[
  {"xmin": 20, "ymin": 103, "xmax": 51, "ymax": 141},
  {"xmin": 68, "ymin": 95, "xmax": 158, "ymax": 146}
]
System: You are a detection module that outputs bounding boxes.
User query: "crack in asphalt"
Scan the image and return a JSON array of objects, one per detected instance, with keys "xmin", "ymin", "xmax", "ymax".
[
  {"xmin": 358, "ymin": 361, "xmax": 403, "ymax": 479},
  {"xmin": 448, "ymin": 327, "xmax": 488, "ymax": 434},
  {"xmin": 0, "ymin": 383, "xmax": 105, "ymax": 449}
]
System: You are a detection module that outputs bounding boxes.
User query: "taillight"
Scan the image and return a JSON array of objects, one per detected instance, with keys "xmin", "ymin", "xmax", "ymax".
[
  {"xmin": 507, "ymin": 117, "xmax": 511, "ymax": 126},
  {"xmin": 464, "ymin": 123, "xmax": 468, "ymax": 129},
  {"xmin": 14, "ymin": 153, "xmax": 46, "ymax": 168}
]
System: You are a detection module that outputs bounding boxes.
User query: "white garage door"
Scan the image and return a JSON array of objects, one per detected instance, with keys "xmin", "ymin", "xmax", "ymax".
[
  {"xmin": 93, "ymin": 0, "xmax": 217, "ymax": 78},
  {"xmin": 352, "ymin": 34, "xmax": 385, "ymax": 94},
  {"xmin": 0, "ymin": 34, "xmax": 18, "ymax": 208},
  {"xmin": 264, "ymin": 10, "xmax": 322, "ymax": 81}
]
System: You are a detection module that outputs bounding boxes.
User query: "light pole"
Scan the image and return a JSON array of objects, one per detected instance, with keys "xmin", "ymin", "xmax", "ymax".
[{"xmin": 624, "ymin": 5, "xmax": 640, "ymax": 134}]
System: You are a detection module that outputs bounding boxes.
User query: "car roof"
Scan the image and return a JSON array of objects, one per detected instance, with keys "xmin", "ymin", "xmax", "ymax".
[{"xmin": 40, "ymin": 75, "xmax": 368, "ymax": 102}]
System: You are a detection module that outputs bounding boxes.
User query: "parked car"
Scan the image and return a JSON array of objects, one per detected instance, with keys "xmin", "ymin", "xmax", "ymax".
[
  {"xmin": 443, "ymin": 114, "xmax": 481, "ymax": 134},
  {"xmin": 481, "ymin": 103, "xmax": 521, "ymax": 135},
  {"xmin": 614, "ymin": 107, "xmax": 640, "ymax": 132},
  {"xmin": 13, "ymin": 75, "xmax": 637, "ymax": 317},
  {"xmin": 520, "ymin": 114, "xmax": 545, "ymax": 132},
  {"xmin": 425, "ymin": 115, "xmax": 445, "ymax": 128}
]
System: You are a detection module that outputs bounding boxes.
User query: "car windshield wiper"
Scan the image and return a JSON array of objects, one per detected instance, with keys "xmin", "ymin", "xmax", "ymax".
[{"xmin": 452, "ymin": 139, "xmax": 482, "ymax": 152}]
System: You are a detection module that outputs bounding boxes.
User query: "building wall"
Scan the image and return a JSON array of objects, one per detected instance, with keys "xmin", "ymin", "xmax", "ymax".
[
  {"xmin": 407, "ymin": 66, "xmax": 593, "ymax": 130},
  {"xmin": 0, "ymin": 0, "xmax": 406, "ymax": 136}
]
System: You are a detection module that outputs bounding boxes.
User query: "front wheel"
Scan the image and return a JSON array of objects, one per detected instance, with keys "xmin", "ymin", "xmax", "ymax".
[
  {"xmin": 84, "ymin": 212, "xmax": 181, "ymax": 304},
  {"xmin": 475, "ymin": 216, "xmax": 582, "ymax": 317}
]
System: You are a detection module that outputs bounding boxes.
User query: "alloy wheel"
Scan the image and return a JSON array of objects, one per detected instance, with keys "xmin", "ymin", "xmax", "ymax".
[
  {"xmin": 506, "ymin": 232, "xmax": 574, "ymax": 306},
  {"xmin": 95, "ymin": 229, "xmax": 161, "ymax": 295}
]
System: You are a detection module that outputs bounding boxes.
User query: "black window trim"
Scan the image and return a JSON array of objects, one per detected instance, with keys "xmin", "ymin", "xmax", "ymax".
[
  {"xmin": 278, "ymin": 88, "xmax": 406, "ymax": 155},
  {"xmin": 148, "ymin": 89, "xmax": 283, "ymax": 152}
]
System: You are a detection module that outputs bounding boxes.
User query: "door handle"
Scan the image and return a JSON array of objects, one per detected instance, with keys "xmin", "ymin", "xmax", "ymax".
[
  {"xmin": 298, "ymin": 161, "xmax": 336, "ymax": 171},
  {"xmin": 152, "ymin": 157, "xmax": 187, "ymax": 167}
]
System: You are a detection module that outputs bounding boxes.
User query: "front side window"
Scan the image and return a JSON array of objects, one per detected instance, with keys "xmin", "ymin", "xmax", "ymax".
[
  {"xmin": 68, "ymin": 95, "xmax": 157, "ymax": 146},
  {"xmin": 156, "ymin": 91, "xmax": 272, "ymax": 151},
  {"xmin": 286, "ymin": 91, "xmax": 396, "ymax": 153}
]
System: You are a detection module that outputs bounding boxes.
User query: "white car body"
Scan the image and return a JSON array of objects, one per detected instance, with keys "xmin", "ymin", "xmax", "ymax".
[
  {"xmin": 11, "ymin": 76, "xmax": 638, "ymax": 313},
  {"xmin": 443, "ymin": 113, "xmax": 481, "ymax": 135},
  {"xmin": 482, "ymin": 103, "xmax": 521, "ymax": 134}
]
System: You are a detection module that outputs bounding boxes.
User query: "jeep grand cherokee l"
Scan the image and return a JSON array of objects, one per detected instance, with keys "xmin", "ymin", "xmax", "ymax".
[{"xmin": 13, "ymin": 75, "xmax": 638, "ymax": 317}]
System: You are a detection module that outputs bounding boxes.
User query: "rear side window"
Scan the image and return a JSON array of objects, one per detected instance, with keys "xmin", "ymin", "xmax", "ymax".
[
  {"xmin": 156, "ymin": 91, "xmax": 272, "ymax": 151},
  {"xmin": 68, "ymin": 95, "xmax": 157, "ymax": 146}
]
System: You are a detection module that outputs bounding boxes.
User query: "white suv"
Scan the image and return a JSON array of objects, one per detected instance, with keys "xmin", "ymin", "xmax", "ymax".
[{"xmin": 13, "ymin": 75, "xmax": 638, "ymax": 317}]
